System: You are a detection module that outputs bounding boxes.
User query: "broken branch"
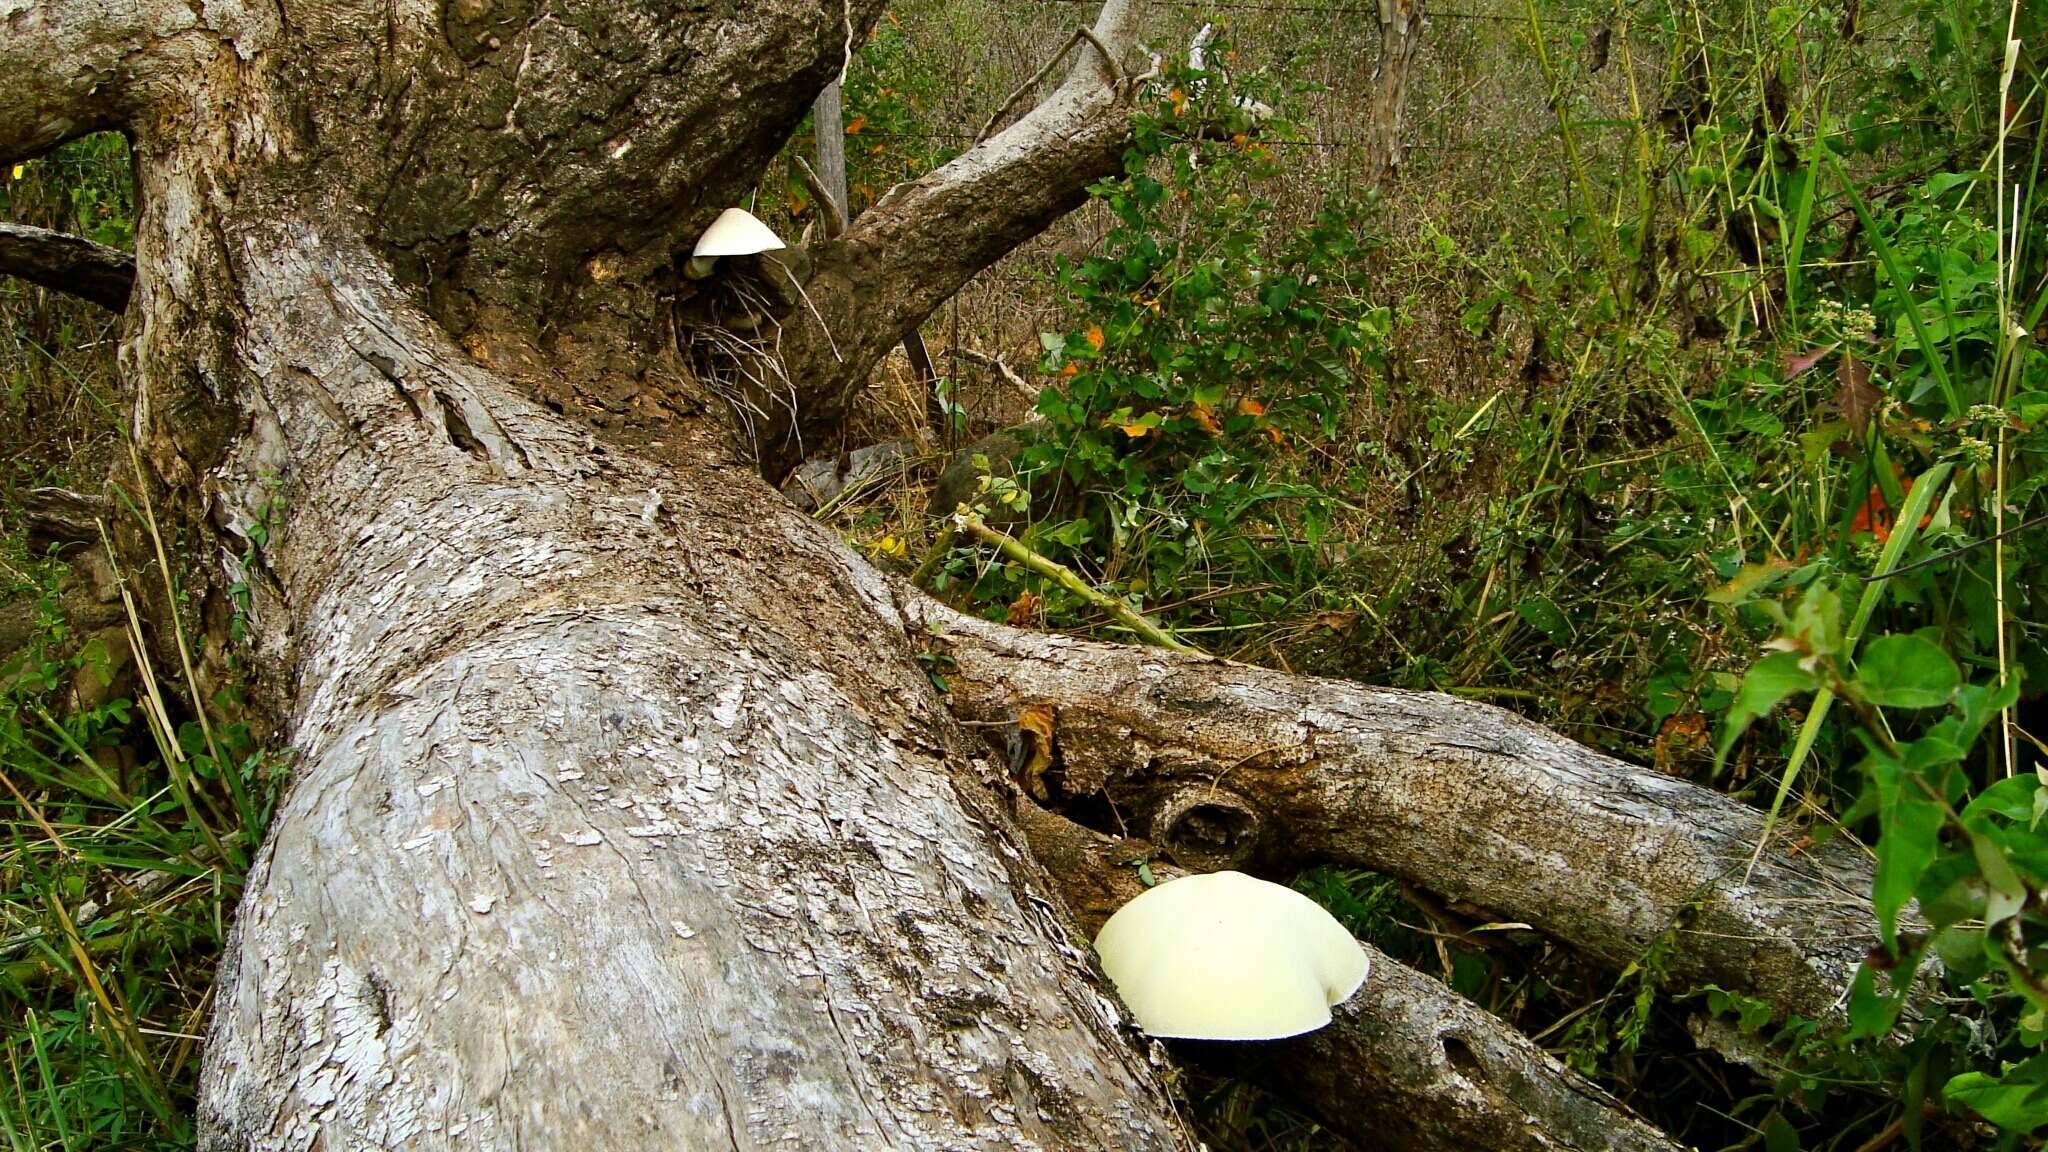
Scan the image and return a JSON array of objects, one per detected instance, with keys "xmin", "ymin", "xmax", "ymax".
[
  {"xmin": 909, "ymin": 599, "xmax": 1904, "ymax": 1025},
  {"xmin": 952, "ymin": 508, "xmax": 1200, "ymax": 654},
  {"xmin": 0, "ymin": 223, "xmax": 135, "ymax": 311},
  {"xmin": 793, "ymin": 156, "xmax": 847, "ymax": 240}
]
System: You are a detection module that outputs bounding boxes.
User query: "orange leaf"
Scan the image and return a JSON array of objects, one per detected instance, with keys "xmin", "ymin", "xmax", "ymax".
[
  {"xmin": 1085, "ymin": 324, "xmax": 1104, "ymax": 352},
  {"xmin": 1169, "ymin": 88, "xmax": 1187, "ymax": 116},
  {"xmin": 1120, "ymin": 423, "xmax": 1154, "ymax": 439},
  {"xmin": 1060, "ymin": 362, "xmax": 1079, "ymax": 378},
  {"xmin": 1849, "ymin": 476, "xmax": 1930, "ymax": 543},
  {"xmin": 1267, "ymin": 426, "xmax": 1285, "ymax": 446},
  {"xmin": 1190, "ymin": 403, "xmax": 1222, "ymax": 434},
  {"xmin": 1237, "ymin": 397, "xmax": 1266, "ymax": 416},
  {"xmin": 846, "ymin": 114, "xmax": 867, "ymax": 135}
]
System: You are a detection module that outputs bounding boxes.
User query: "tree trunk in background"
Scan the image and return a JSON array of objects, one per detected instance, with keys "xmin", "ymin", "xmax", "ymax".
[
  {"xmin": 1364, "ymin": 0, "xmax": 1427, "ymax": 186},
  {"xmin": 813, "ymin": 83, "xmax": 852, "ymax": 221}
]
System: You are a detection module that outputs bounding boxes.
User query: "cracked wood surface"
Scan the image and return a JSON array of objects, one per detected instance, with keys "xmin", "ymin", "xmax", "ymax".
[
  {"xmin": 190, "ymin": 223, "xmax": 1194, "ymax": 1150},
  {"xmin": 0, "ymin": 0, "xmax": 222, "ymax": 166}
]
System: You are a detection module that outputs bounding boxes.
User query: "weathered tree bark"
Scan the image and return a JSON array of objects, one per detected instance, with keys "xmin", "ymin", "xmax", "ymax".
[
  {"xmin": 1363, "ymin": 0, "xmax": 1426, "ymax": 186},
  {"xmin": 4, "ymin": 0, "xmax": 1899, "ymax": 1148},
  {"xmin": 0, "ymin": 222, "xmax": 136, "ymax": 310},
  {"xmin": 182, "ymin": 229, "xmax": 1196, "ymax": 1150}
]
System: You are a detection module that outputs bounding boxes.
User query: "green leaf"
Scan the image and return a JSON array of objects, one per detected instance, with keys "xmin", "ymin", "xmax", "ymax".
[
  {"xmin": 1871, "ymin": 752, "xmax": 1942, "ymax": 946},
  {"xmin": 1708, "ymin": 559, "xmax": 1795, "ymax": 605},
  {"xmin": 1963, "ymin": 773, "xmax": 2044, "ymax": 823},
  {"xmin": 1515, "ymin": 598, "xmax": 1571, "ymax": 642},
  {"xmin": 1945, "ymin": 1053, "xmax": 2048, "ymax": 1133},
  {"xmin": 1845, "ymin": 962, "xmax": 1912, "ymax": 1039},
  {"xmin": 1930, "ymin": 925, "xmax": 1989, "ymax": 980},
  {"xmin": 1853, "ymin": 634, "xmax": 1960, "ymax": 708},
  {"xmin": 1715, "ymin": 651, "xmax": 1818, "ymax": 766}
]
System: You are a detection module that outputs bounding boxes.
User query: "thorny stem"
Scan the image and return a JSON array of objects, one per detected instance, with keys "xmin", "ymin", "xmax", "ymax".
[{"xmin": 951, "ymin": 509, "xmax": 1200, "ymax": 654}]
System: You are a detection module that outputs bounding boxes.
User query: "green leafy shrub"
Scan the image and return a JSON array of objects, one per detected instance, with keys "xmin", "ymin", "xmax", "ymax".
[{"xmin": 936, "ymin": 44, "xmax": 1384, "ymax": 637}]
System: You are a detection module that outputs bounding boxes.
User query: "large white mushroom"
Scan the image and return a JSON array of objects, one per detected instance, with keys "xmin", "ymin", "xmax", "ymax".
[
  {"xmin": 685, "ymin": 207, "xmax": 787, "ymax": 279},
  {"xmin": 1094, "ymin": 870, "xmax": 1369, "ymax": 1041}
]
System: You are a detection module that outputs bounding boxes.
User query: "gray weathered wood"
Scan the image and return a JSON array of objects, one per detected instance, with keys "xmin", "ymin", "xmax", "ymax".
[
  {"xmin": 812, "ymin": 83, "xmax": 851, "ymax": 223},
  {"xmin": 188, "ymin": 226, "xmax": 1194, "ymax": 1151}
]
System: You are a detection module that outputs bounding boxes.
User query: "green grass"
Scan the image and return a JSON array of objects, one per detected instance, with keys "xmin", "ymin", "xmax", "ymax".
[{"xmin": 1, "ymin": 523, "xmax": 278, "ymax": 1149}]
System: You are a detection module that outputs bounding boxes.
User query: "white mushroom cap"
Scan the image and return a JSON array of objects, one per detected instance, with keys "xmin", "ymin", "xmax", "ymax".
[
  {"xmin": 691, "ymin": 207, "xmax": 787, "ymax": 259},
  {"xmin": 1094, "ymin": 870, "xmax": 1369, "ymax": 1041}
]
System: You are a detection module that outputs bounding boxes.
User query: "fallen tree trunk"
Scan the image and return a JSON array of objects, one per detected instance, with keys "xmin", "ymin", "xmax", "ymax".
[
  {"xmin": 909, "ymin": 602, "xmax": 1890, "ymax": 1023},
  {"xmin": 191, "ymin": 228, "xmax": 1196, "ymax": 1151},
  {"xmin": 5, "ymin": 0, "xmax": 1902, "ymax": 1146}
]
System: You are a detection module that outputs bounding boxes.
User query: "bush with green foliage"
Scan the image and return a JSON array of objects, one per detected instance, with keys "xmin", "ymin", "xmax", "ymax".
[{"xmin": 932, "ymin": 45, "xmax": 1385, "ymax": 637}]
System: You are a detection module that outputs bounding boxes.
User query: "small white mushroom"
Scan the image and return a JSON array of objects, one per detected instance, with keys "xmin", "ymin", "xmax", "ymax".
[
  {"xmin": 1094, "ymin": 870, "xmax": 1369, "ymax": 1040},
  {"xmin": 686, "ymin": 207, "xmax": 787, "ymax": 279}
]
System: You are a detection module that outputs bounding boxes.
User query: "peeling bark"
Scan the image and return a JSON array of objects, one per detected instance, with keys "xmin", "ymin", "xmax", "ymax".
[
  {"xmin": 183, "ymin": 226, "xmax": 1194, "ymax": 1151},
  {"xmin": 908, "ymin": 603, "xmax": 1893, "ymax": 1024},
  {"xmin": 0, "ymin": 0, "xmax": 217, "ymax": 166}
]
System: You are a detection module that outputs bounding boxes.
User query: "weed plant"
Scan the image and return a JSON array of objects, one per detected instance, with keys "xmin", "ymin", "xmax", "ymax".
[{"xmin": 2, "ymin": 139, "xmax": 278, "ymax": 1150}]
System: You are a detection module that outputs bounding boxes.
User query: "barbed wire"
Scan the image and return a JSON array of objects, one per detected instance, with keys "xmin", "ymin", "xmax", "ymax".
[
  {"xmin": 1024, "ymin": 0, "xmax": 1915, "ymax": 41},
  {"xmin": 1031, "ymin": 0, "xmax": 1584, "ymax": 23}
]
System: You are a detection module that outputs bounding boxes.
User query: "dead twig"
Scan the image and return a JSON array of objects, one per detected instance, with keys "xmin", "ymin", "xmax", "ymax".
[
  {"xmin": 975, "ymin": 27, "xmax": 1124, "ymax": 143},
  {"xmin": 793, "ymin": 156, "xmax": 847, "ymax": 240},
  {"xmin": 951, "ymin": 345, "xmax": 1038, "ymax": 403}
]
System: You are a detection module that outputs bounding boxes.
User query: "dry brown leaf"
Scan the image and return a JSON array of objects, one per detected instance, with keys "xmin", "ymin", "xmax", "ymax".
[
  {"xmin": 1835, "ymin": 352, "xmax": 1880, "ymax": 437},
  {"xmin": 1016, "ymin": 703, "xmax": 1057, "ymax": 801},
  {"xmin": 1005, "ymin": 590, "xmax": 1042, "ymax": 627}
]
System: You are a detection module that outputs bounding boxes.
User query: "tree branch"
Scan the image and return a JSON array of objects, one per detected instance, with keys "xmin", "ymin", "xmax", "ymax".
[
  {"xmin": 906, "ymin": 597, "xmax": 1906, "ymax": 1025},
  {"xmin": 0, "ymin": 0, "xmax": 206, "ymax": 166},
  {"xmin": 1015, "ymin": 798, "xmax": 1687, "ymax": 1152},
  {"xmin": 0, "ymin": 223, "xmax": 135, "ymax": 310},
  {"xmin": 740, "ymin": 0, "xmax": 1145, "ymax": 477}
]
